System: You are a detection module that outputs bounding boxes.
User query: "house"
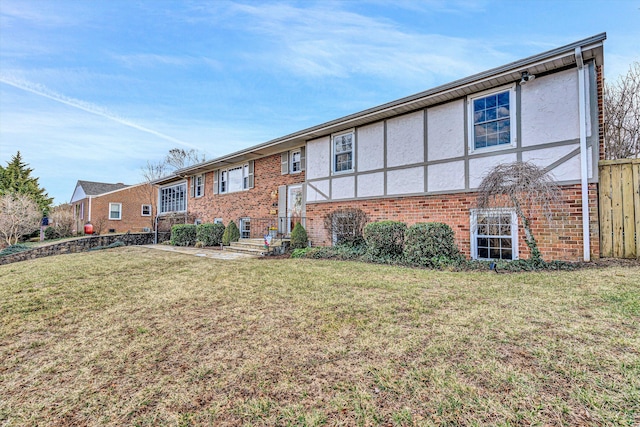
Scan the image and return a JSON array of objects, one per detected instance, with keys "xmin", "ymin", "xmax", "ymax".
[
  {"xmin": 70, "ymin": 180, "xmax": 157, "ymax": 235},
  {"xmin": 155, "ymin": 33, "xmax": 606, "ymax": 262}
]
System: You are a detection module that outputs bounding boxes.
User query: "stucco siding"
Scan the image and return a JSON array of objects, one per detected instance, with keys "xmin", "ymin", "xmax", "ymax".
[
  {"xmin": 307, "ymin": 180, "xmax": 330, "ymax": 202},
  {"xmin": 387, "ymin": 167, "xmax": 424, "ymax": 195},
  {"xmin": 521, "ymin": 68, "xmax": 580, "ymax": 147},
  {"xmin": 356, "ymin": 172, "xmax": 385, "ymax": 198},
  {"xmin": 306, "ymin": 136, "xmax": 331, "ymax": 180},
  {"xmin": 428, "ymin": 160, "xmax": 465, "ymax": 192},
  {"xmin": 469, "ymin": 153, "xmax": 517, "ymax": 188},
  {"xmin": 386, "ymin": 111, "xmax": 424, "ymax": 168},
  {"xmin": 427, "ymin": 99, "xmax": 465, "ymax": 161},
  {"xmin": 356, "ymin": 122, "xmax": 385, "ymax": 172},
  {"xmin": 331, "ymin": 176, "xmax": 355, "ymax": 199}
]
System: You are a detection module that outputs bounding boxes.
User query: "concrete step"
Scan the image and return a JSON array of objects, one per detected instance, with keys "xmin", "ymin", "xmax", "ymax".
[{"xmin": 226, "ymin": 238, "xmax": 289, "ymax": 255}]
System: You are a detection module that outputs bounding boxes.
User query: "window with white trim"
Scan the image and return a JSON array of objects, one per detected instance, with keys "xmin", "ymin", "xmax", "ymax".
[
  {"xmin": 471, "ymin": 210, "xmax": 518, "ymax": 260},
  {"xmin": 109, "ymin": 203, "xmax": 122, "ymax": 220},
  {"xmin": 159, "ymin": 182, "xmax": 187, "ymax": 213},
  {"xmin": 141, "ymin": 204, "xmax": 151, "ymax": 216},
  {"xmin": 291, "ymin": 149, "xmax": 301, "ymax": 173},
  {"xmin": 214, "ymin": 218, "xmax": 223, "ymax": 224},
  {"xmin": 332, "ymin": 131, "xmax": 354, "ymax": 173},
  {"xmin": 190, "ymin": 174, "xmax": 204, "ymax": 198},
  {"xmin": 468, "ymin": 85, "xmax": 516, "ymax": 152},
  {"xmin": 218, "ymin": 162, "xmax": 253, "ymax": 194}
]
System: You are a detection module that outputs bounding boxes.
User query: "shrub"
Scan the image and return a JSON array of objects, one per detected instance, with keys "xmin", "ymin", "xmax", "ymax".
[
  {"xmin": 170, "ymin": 224, "xmax": 197, "ymax": 246},
  {"xmin": 291, "ymin": 248, "xmax": 312, "ymax": 258},
  {"xmin": 196, "ymin": 223, "xmax": 225, "ymax": 246},
  {"xmin": 0, "ymin": 243, "xmax": 31, "ymax": 257},
  {"xmin": 222, "ymin": 221, "xmax": 240, "ymax": 246},
  {"xmin": 44, "ymin": 226, "xmax": 59, "ymax": 240},
  {"xmin": 403, "ymin": 222, "xmax": 462, "ymax": 267},
  {"xmin": 364, "ymin": 220, "xmax": 406, "ymax": 259},
  {"xmin": 290, "ymin": 222, "xmax": 308, "ymax": 249},
  {"xmin": 323, "ymin": 208, "xmax": 368, "ymax": 245}
]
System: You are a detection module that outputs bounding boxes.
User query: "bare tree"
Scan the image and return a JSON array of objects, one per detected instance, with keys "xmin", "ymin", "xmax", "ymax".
[
  {"xmin": 0, "ymin": 193, "xmax": 42, "ymax": 246},
  {"xmin": 324, "ymin": 208, "xmax": 369, "ymax": 245},
  {"xmin": 49, "ymin": 203, "xmax": 75, "ymax": 238},
  {"xmin": 476, "ymin": 162, "xmax": 561, "ymax": 263},
  {"xmin": 138, "ymin": 148, "xmax": 206, "ymax": 229},
  {"xmin": 604, "ymin": 61, "xmax": 640, "ymax": 159},
  {"xmin": 165, "ymin": 148, "xmax": 206, "ymax": 170}
]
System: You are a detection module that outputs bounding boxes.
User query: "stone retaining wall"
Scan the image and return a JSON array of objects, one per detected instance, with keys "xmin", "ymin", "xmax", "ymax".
[{"xmin": 0, "ymin": 233, "xmax": 158, "ymax": 265}]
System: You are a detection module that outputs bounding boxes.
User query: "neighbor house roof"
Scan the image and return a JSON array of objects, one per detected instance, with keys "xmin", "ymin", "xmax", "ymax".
[
  {"xmin": 155, "ymin": 32, "xmax": 605, "ymax": 183},
  {"xmin": 77, "ymin": 180, "xmax": 130, "ymax": 196}
]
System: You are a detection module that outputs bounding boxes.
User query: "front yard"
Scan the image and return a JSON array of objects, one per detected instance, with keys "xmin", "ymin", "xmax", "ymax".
[{"xmin": 0, "ymin": 247, "xmax": 638, "ymax": 426}]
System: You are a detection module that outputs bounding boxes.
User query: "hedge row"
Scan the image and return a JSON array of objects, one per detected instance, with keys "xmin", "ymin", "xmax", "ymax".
[{"xmin": 170, "ymin": 222, "xmax": 227, "ymax": 247}]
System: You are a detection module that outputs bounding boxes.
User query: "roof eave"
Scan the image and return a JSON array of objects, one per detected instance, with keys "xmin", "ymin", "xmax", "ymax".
[{"xmin": 175, "ymin": 33, "xmax": 605, "ymax": 176}]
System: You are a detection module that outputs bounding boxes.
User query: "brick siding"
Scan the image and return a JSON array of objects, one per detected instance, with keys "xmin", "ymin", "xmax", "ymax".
[
  {"xmin": 72, "ymin": 184, "xmax": 157, "ymax": 234},
  {"xmin": 188, "ymin": 154, "xmax": 305, "ymax": 225},
  {"xmin": 305, "ymin": 184, "xmax": 600, "ymax": 262}
]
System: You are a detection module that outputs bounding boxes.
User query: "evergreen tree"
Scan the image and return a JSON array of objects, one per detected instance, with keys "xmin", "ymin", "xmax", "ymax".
[{"xmin": 0, "ymin": 151, "xmax": 53, "ymax": 215}]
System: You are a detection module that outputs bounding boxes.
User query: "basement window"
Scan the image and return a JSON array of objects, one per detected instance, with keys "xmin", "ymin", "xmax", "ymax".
[{"xmin": 471, "ymin": 210, "xmax": 518, "ymax": 260}]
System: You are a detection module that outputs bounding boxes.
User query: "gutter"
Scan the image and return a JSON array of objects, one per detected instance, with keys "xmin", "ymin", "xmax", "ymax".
[
  {"xmin": 575, "ymin": 47, "xmax": 591, "ymax": 262},
  {"xmin": 88, "ymin": 196, "xmax": 92, "ymax": 223}
]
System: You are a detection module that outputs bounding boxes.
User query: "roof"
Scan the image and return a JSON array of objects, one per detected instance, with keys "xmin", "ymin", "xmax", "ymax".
[
  {"xmin": 77, "ymin": 180, "xmax": 130, "ymax": 196},
  {"xmin": 164, "ymin": 32, "xmax": 605, "ymax": 180}
]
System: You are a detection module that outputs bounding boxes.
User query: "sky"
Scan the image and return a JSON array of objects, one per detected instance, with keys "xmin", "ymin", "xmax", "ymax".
[{"xmin": 1, "ymin": 0, "xmax": 639, "ymax": 204}]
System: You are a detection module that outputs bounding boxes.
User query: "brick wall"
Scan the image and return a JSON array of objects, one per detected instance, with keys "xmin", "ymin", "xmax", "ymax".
[
  {"xmin": 305, "ymin": 184, "xmax": 600, "ymax": 262},
  {"xmin": 88, "ymin": 184, "xmax": 157, "ymax": 234},
  {"xmin": 188, "ymin": 154, "xmax": 305, "ymax": 225}
]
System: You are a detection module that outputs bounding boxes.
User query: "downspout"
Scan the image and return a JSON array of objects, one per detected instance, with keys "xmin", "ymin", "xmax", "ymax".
[
  {"xmin": 88, "ymin": 196, "xmax": 92, "ymax": 223},
  {"xmin": 575, "ymin": 47, "xmax": 591, "ymax": 261}
]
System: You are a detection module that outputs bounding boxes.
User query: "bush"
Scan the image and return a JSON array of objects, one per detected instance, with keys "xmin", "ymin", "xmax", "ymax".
[
  {"xmin": 364, "ymin": 220, "xmax": 406, "ymax": 259},
  {"xmin": 196, "ymin": 223, "xmax": 225, "ymax": 246},
  {"xmin": 0, "ymin": 243, "xmax": 31, "ymax": 257},
  {"xmin": 403, "ymin": 222, "xmax": 462, "ymax": 267},
  {"xmin": 170, "ymin": 224, "xmax": 197, "ymax": 246},
  {"xmin": 290, "ymin": 222, "xmax": 308, "ymax": 249},
  {"xmin": 44, "ymin": 226, "xmax": 59, "ymax": 240},
  {"xmin": 291, "ymin": 248, "xmax": 312, "ymax": 258},
  {"xmin": 222, "ymin": 221, "xmax": 240, "ymax": 246},
  {"xmin": 324, "ymin": 208, "xmax": 368, "ymax": 245}
]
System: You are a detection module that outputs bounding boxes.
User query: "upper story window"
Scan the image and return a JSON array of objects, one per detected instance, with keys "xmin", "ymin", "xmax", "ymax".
[
  {"xmin": 333, "ymin": 131, "xmax": 354, "ymax": 173},
  {"xmin": 471, "ymin": 210, "xmax": 518, "ymax": 260},
  {"xmin": 159, "ymin": 182, "xmax": 187, "ymax": 214},
  {"xmin": 109, "ymin": 203, "xmax": 122, "ymax": 220},
  {"xmin": 216, "ymin": 161, "xmax": 254, "ymax": 194},
  {"xmin": 281, "ymin": 148, "xmax": 305, "ymax": 175},
  {"xmin": 291, "ymin": 150, "xmax": 302, "ymax": 173},
  {"xmin": 190, "ymin": 174, "xmax": 204, "ymax": 198},
  {"xmin": 141, "ymin": 204, "xmax": 151, "ymax": 216},
  {"xmin": 468, "ymin": 85, "xmax": 516, "ymax": 152}
]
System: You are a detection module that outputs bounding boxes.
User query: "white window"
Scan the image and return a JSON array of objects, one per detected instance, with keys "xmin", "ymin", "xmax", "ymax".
[
  {"xmin": 281, "ymin": 148, "xmax": 305, "ymax": 174},
  {"xmin": 291, "ymin": 150, "xmax": 301, "ymax": 173},
  {"xmin": 471, "ymin": 210, "xmax": 518, "ymax": 260},
  {"xmin": 190, "ymin": 174, "xmax": 204, "ymax": 198},
  {"xmin": 109, "ymin": 203, "xmax": 122, "ymax": 220},
  {"xmin": 218, "ymin": 162, "xmax": 253, "ymax": 194},
  {"xmin": 332, "ymin": 131, "xmax": 354, "ymax": 173},
  {"xmin": 220, "ymin": 170, "xmax": 227, "ymax": 193},
  {"xmin": 159, "ymin": 182, "xmax": 187, "ymax": 213},
  {"xmin": 240, "ymin": 217, "xmax": 251, "ymax": 239},
  {"xmin": 468, "ymin": 85, "xmax": 516, "ymax": 152},
  {"xmin": 141, "ymin": 204, "xmax": 151, "ymax": 216},
  {"xmin": 214, "ymin": 218, "xmax": 223, "ymax": 224}
]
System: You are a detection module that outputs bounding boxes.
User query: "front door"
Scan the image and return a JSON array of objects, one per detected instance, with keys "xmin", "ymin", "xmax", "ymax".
[{"xmin": 287, "ymin": 185, "xmax": 304, "ymax": 234}]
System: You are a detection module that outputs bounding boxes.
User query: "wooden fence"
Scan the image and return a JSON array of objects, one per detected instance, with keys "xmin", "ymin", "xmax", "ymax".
[{"xmin": 599, "ymin": 159, "xmax": 640, "ymax": 258}]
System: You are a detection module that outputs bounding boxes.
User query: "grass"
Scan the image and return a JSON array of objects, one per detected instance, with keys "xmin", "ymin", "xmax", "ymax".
[{"xmin": 1, "ymin": 247, "xmax": 638, "ymax": 426}]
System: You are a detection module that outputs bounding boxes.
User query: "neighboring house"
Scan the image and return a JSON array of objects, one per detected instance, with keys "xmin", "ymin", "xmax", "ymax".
[
  {"xmin": 70, "ymin": 180, "xmax": 157, "ymax": 234},
  {"xmin": 156, "ymin": 33, "xmax": 605, "ymax": 262}
]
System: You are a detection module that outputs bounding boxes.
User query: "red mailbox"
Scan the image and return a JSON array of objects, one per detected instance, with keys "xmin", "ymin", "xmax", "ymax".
[{"xmin": 84, "ymin": 223, "xmax": 94, "ymax": 235}]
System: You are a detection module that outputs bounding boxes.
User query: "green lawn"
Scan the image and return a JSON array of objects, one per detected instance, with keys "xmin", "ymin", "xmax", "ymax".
[{"xmin": 1, "ymin": 247, "xmax": 638, "ymax": 426}]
